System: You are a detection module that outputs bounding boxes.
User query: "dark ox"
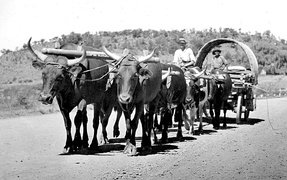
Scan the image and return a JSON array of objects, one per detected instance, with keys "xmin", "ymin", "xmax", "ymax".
[
  {"xmin": 100, "ymin": 80, "xmax": 123, "ymax": 143},
  {"xmin": 27, "ymin": 38, "xmax": 112, "ymax": 153},
  {"xmin": 103, "ymin": 46, "xmax": 162, "ymax": 155},
  {"xmin": 208, "ymin": 69, "xmax": 232, "ymax": 129},
  {"xmin": 156, "ymin": 63, "xmax": 187, "ymax": 142},
  {"xmin": 184, "ymin": 67, "xmax": 209, "ymax": 135}
]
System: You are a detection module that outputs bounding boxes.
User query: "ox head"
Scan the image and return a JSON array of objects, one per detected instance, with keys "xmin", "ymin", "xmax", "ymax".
[
  {"xmin": 103, "ymin": 46, "xmax": 156, "ymax": 106},
  {"xmin": 184, "ymin": 67, "xmax": 206, "ymax": 107},
  {"xmin": 27, "ymin": 38, "xmax": 86, "ymax": 104},
  {"xmin": 207, "ymin": 69, "xmax": 232, "ymax": 101}
]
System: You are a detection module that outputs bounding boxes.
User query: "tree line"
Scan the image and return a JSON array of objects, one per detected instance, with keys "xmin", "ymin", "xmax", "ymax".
[{"xmin": 3, "ymin": 28, "xmax": 287, "ymax": 75}]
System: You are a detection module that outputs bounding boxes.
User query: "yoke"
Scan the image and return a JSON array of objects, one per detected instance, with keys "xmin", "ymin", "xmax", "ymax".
[{"xmin": 41, "ymin": 48, "xmax": 114, "ymax": 61}]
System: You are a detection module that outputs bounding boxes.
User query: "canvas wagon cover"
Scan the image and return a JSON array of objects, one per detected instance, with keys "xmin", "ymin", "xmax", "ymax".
[{"xmin": 195, "ymin": 38, "xmax": 259, "ymax": 84}]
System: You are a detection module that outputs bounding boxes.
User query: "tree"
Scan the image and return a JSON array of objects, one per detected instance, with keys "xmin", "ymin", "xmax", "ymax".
[
  {"xmin": 1, "ymin": 49, "xmax": 12, "ymax": 55},
  {"xmin": 4, "ymin": 27, "xmax": 287, "ymax": 76}
]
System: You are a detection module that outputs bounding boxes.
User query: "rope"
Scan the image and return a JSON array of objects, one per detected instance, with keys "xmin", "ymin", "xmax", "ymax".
[
  {"xmin": 264, "ymin": 95, "xmax": 287, "ymax": 136},
  {"xmin": 81, "ymin": 63, "xmax": 111, "ymax": 73},
  {"xmin": 69, "ymin": 55, "xmax": 128, "ymax": 82},
  {"xmin": 249, "ymin": 83, "xmax": 287, "ymax": 136},
  {"xmin": 73, "ymin": 70, "xmax": 112, "ymax": 82},
  {"xmin": 242, "ymin": 83, "xmax": 286, "ymax": 134},
  {"xmin": 222, "ymin": 80, "xmax": 286, "ymax": 135}
]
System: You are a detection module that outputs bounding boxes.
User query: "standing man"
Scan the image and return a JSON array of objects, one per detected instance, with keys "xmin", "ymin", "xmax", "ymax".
[
  {"xmin": 210, "ymin": 48, "xmax": 228, "ymax": 71},
  {"xmin": 173, "ymin": 38, "xmax": 196, "ymax": 69}
]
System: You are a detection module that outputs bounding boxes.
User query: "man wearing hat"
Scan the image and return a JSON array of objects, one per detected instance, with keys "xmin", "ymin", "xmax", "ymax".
[
  {"xmin": 173, "ymin": 37, "xmax": 196, "ymax": 68},
  {"xmin": 210, "ymin": 48, "xmax": 228, "ymax": 71}
]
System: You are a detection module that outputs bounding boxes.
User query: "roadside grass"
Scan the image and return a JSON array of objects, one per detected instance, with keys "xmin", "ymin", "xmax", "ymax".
[
  {"xmin": 256, "ymin": 75, "xmax": 287, "ymax": 97},
  {"xmin": 0, "ymin": 83, "xmax": 59, "ymax": 119}
]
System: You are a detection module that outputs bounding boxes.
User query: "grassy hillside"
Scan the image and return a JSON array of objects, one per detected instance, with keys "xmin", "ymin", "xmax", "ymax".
[{"xmin": 0, "ymin": 49, "xmax": 41, "ymax": 84}]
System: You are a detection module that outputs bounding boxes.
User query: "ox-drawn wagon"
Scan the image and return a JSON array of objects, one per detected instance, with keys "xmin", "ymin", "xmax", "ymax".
[{"xmin": 195, "ymin": 38, "xmax": 259, "ymax": 123}]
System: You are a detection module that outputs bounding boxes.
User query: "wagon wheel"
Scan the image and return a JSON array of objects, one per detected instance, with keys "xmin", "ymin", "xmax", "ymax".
[{"xmin": 236, "ymin": 95, "xmax": 242, "ymax": 124}]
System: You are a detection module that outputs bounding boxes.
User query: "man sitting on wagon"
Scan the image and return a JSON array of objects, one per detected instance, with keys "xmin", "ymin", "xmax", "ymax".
[
  {"xmin": 207, "ymin": 48, "xmax": 229, "ymax": 80},
  {"xmin": 173, "ymin": 38, "xmax": 209, "ymax": 119},
  {"xmin": 173, "ymin": 37, "xmax": 196, "ymax": 69},
  {"xmin": 210, "ymin": 48, "xmax": 228, "ymax": 72}
]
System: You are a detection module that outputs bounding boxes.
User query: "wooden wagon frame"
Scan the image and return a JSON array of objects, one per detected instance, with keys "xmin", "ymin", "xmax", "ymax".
[{"xmin": 195, "ymin": 38, "xmax": 259, "ymax": 123}]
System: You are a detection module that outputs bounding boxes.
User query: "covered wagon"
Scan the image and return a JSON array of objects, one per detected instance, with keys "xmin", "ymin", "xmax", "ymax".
[{"xmin": 195, "ymin": 38, "xmax": 259, "ymax": 123}]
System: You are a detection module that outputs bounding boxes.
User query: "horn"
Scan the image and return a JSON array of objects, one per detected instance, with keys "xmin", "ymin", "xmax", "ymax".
[
  {"xmin": 67, "ymin": 50, "xmax": 86, "ymax": 66},
  {"xmin": 138, "ymin": 48, "xmax": 156, "ymax": 62},
  {"xmin": 102, "ymin": 45, "xmax": 121, "ymax": 61},
  {"xmin": 27, "ymin": 37, "xmax": 48, "ymax": 61}
]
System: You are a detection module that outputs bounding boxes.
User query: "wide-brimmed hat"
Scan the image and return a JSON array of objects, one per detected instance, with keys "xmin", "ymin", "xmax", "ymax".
[
  {"xmin": 178, "ymin": 38, "xmax": 187, "ymax": 44},
  {"xmin": 212, "ymin": 49, "xmax": 221, "ymax": 55}
]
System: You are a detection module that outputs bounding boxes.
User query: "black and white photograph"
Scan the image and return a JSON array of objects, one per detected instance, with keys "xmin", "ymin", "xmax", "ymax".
[{"xmin": 0, "ymin": 0, "xmax": 287, "ymax": 179}]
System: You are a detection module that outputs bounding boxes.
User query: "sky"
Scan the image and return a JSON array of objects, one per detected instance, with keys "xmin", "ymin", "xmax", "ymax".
[{"xmin": 0, "ymin": 0, "xmax": 286, "ymax": 51}]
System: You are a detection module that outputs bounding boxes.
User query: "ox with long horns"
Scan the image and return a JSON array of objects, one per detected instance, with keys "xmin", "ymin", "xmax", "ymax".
[
  {"xmin": 184, "ymin": 66, "xmax": 211, "ymax": 135},
  {"xmin": 102, "ymin": 46, "xmax": 162, "ymax": 155},
  {"xmin": 27, "ymin": 38, "xmax": 111, "ymax": 153}
]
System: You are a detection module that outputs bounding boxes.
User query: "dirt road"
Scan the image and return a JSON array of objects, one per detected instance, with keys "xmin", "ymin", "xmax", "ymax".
[{"xmin": 1, "ymin": 97, "xmax": 287, "ymax": 180}]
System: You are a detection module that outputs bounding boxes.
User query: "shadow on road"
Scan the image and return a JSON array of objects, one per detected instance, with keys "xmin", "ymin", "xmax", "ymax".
[
  {"xmin": 60, "ymin": 143, "xmax": 180, "ymax": 157},
  {"xmin": 59, "ymin": 133, "xmax": 197, "ymax": 156},
  {"xmin": 137, "ymin": 144, "xmax": 179, "ymax": 156},
  {"xmin": 241, "ymin": 118, "xmax": 265, "ymax": 125},
  {"xmin": 59, "ymin": 117, "xmax": 265, "ymax": 156},
  {"xmin": 193, "ymin": 129, "xmax": 218, "ymax": 135},
  {"xmin": 202, "ymin": 117, "xmax": 264, "ymax": 126}
]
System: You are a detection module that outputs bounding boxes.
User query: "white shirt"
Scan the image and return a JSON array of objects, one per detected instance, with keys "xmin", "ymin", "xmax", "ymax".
[
  {"xmin": 173, "ymin": 48, "xmax": 196, "ymax": 67},
  {"xmin": 210, "ymin": 55, "xmax": 228, "ymax": 70}
]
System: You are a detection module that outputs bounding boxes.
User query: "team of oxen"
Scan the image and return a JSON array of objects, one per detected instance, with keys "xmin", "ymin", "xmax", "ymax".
[{"xmin": 27, "ymin": 38, "xmax": 232, "ymax": 155}]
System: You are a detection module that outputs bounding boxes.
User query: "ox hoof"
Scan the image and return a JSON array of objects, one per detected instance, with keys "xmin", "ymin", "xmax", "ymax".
[
  {"xmin": 186, "ymin": 129, "xmax": 194, "ymax": 135},
  {"xmin": 123, "ymin": 143, "xmax": 137, "ymax": 156},
  {"xmin": 141, "ymin": 146, "xmax": 152, "ymax": 155},
  {"xmin": 82, "ymin": 142, "xmax": 89, "ymax": 149},
  {"xmin": 177, "ymin": 134, "xmax": 184, "ymax": 142},
  {"xmin": 113, "ymin": 129, "xmax": 120, "ymax": 138},
  {"xmin": 63, "ymin": 147, "xmax": 72, "ymax": 154},
  {"xmin": 160, "ymin": 133, "xmax": 168, "ymax": 143},
  {"xmin": 177, "ymin": 133, "xmax": 184, "ymax": 140},
  {"xmin": 99, "ymin": 135, "xmax": 109, "ymax": 145},
  {"xmin": 89, "ymin": 142, "xmax": 98, "ymax": 150}
]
